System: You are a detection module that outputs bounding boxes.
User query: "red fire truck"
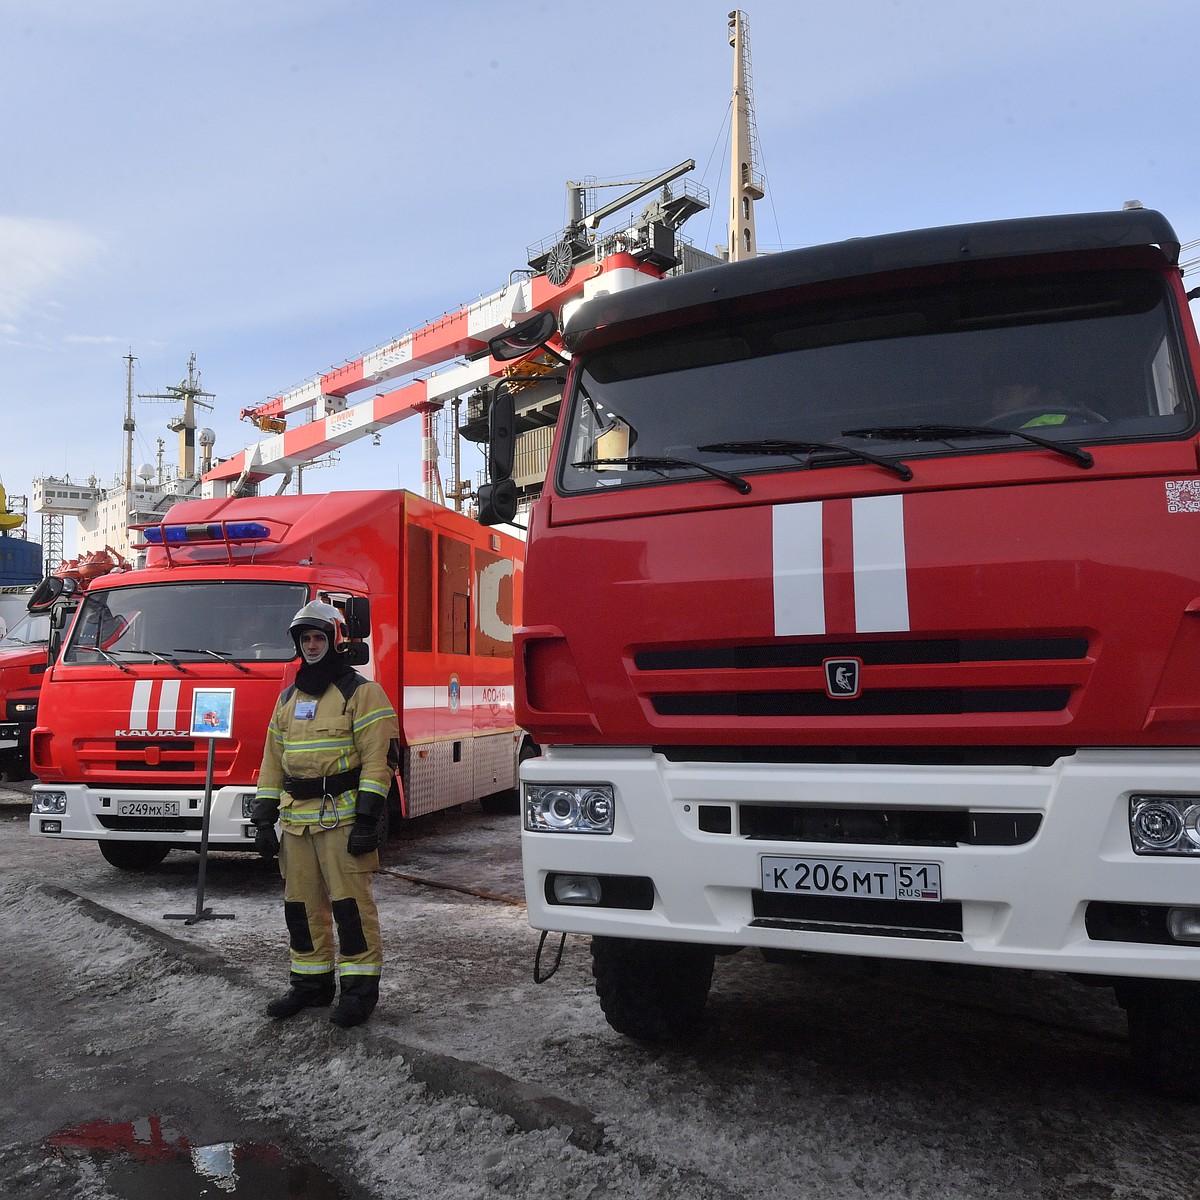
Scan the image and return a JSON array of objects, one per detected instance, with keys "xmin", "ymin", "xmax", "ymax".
[
  {"xmin": 29, "ymin": 489, "xmax": 524, "ymax": 869},
  {"xmin": 0, "ymin": 605, "xmax": 49, "ymax": 780},
  {"xmin": 0, "ymin": 550, "xmax": 126, "ymax": 779},
  {"xmin": 483, "ymin": 206, "xmax": 1200, "ymax": 1096}
]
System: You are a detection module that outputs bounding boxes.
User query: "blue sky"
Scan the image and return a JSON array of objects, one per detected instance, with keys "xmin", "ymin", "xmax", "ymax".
[{"xmin": 3, "ymin": 0, "xmax": 1198, "ymax": 555}]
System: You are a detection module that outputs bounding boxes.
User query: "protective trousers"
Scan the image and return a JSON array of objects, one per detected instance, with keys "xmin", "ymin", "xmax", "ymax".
[{"xmin": 278, "ymin": 823, "xmax": 382, "ymax": 1002}]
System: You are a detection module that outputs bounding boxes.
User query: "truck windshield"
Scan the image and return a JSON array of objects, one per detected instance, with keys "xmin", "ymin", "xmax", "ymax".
[
  {"xmin": 560, "ymin": 268, "xmax": 1194, "ymax": 493},
  {"xmin": 62, "ymin": 581, "xmax": 308, "ymax": 665},
  {"xmin": 0, "ymin": 611, "xmax": 50, "ymax": 649}
]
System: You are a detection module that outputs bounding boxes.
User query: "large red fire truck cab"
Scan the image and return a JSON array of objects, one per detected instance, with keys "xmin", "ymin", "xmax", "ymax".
[
  {"xmin": 30, "ymin": 489, "xmax": 524, "ymax": 869},
  {"xmin": 491, "ymin": 207, "xmax": 1200, "ymax": 1097}
]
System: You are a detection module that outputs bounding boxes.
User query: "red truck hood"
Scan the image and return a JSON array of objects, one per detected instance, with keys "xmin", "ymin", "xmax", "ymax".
[{"xmin": 518, "ymin": 451, "xmax": 1200, "ymax": 749}]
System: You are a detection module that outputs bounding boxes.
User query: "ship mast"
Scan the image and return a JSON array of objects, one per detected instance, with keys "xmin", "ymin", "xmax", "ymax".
[
  {"xmin": 139, "ymin": 353, "xmax": 215, "ymax": 480},
  {"xmin": 728, "ymin": 9, "xmax": 764, "ymax": 262},
  {"xmin": 122, "ymin": 352, "xmax": 137, "ymax": 492}
]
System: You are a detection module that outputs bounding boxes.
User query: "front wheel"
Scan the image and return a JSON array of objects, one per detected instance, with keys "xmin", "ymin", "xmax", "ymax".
[
  {"xmin": 1116, "ymin": 979, "xmax": 1200, "ymax": 1100},
  {"xmin": 590, "ymin": 936, "xmax": 715, "ymax": 1042},
  {"xmin": 98, "ymin": 841, "xmax": 171, "ymax": 871}
]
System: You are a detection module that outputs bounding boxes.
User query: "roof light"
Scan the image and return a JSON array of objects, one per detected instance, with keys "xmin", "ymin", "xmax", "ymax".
[{"xmin": 141, "ymin": 521, "xmax": 270, "ymax": 545}]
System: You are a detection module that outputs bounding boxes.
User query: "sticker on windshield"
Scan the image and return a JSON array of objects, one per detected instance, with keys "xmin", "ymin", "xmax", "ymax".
[{"xmin": 1165, "ymin": 480, "xmax": 1200, "ymax": 513}]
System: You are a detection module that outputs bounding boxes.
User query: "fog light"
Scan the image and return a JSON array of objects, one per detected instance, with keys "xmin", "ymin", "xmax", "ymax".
[
  {"xmin": 40, "ymin": 820, "xmax": 62, "ymax": 833},
  {"xmin": 244, "ymin": 825, "xmax": 257, "ymax": 840},
  {"xmin": 552, "ymin": 874, "xmax": 603, "ymax": 904},
  {"xmin": 32, "ymin": 790, "xmax": 67, "ymax": 815},
  {"xmin": 525, "ymin": 784, "xmax": 615, "ymax": 834},
  {"xmin": 1167, "ymin": 907, "xmax": 1200, "ymax": 944}
]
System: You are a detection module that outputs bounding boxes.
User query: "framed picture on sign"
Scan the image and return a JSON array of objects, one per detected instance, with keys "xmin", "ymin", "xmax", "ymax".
[{"xmin": 190, "ymin": 688, "xmax": 235, "ymax": 739}]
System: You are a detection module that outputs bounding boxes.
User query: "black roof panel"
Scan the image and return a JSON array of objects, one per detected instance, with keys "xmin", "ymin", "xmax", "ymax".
[{"xmin": 562, "ymin": 209, "xmax": 1180, "ymax": 352}]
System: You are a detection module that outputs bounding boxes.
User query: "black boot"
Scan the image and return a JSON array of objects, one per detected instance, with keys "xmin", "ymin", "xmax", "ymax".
[
  {"xmin": 266, "ymin": 972, "xmax": 336, "ymax": 1019},
  {"xmin": 330, "ymin": 974, "xmax": 379, "ymax": 1028}
]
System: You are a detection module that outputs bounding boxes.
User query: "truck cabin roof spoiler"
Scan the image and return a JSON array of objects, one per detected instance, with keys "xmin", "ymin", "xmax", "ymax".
[{"xmin": 561, "ymin": 208, "xmax": 1182, "ymax": 353}]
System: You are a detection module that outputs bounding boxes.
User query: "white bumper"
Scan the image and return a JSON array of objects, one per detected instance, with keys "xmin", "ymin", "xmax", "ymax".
[
  {"xmin": 521, "ymin": 746, "xmax": 1200, "ymax": 981},
  {"xmin": 29, "ymin": 782, "xmax": 259, "ymax": 847}
]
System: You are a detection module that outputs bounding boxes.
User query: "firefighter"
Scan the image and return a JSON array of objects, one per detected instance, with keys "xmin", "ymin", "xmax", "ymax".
[{"xmin": 250, "ymin": 600, "xmax": 399, "ymax": 1027}]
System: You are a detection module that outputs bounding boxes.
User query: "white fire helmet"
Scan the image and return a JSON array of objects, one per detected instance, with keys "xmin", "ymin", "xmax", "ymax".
[{"xmin": 289, "ymin": 600, "xmax": 345, "ymax": 658}]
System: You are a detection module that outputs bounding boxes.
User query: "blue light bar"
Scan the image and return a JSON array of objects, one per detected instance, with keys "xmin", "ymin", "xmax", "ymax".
[{"xmin": 141, "ymin": 521, "xmax": 270, "ymax": 545}]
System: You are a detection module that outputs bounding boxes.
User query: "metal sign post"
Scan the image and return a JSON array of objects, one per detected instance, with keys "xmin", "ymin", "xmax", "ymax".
[{"xmin": 166, "ymin": 688, "xmax": 237, "ymax": 925}]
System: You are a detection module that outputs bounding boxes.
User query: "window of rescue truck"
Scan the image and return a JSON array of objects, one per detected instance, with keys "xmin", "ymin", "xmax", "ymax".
[
  {"xmin": 559, "ymin": 267, "xmax": 1197, "ymax": 495},
  {"xmin": 61, "ymin": 581, "xmax": 308, "ymax": 664}
]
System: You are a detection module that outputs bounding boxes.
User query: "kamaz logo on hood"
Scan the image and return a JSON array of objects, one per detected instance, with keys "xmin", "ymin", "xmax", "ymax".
[
  {"xmin": 115, "ymin": 729, "xmax": 188, "ymax": 738},
  {"xmin": 823, "ymin": 657, "xmax": 863, "ymax": 700}
]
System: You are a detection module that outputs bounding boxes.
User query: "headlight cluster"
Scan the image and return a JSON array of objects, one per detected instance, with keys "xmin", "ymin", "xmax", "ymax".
[
  {"xmin": 32, "ymin": 791, "xmax": 68, "ymax": 815},
  {"xmin": 1129, "ymin": 795, "xmax": 1200, "ymax": 855},
  {"xmin": 524, "ymin": 784, "xmax": 614, "ymax": 834}
]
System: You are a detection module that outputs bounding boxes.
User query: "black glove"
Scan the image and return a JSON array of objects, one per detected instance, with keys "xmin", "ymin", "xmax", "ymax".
[
  {"xmin": 253, "ymin": 823, "xmax": 280, "ymax": 859},
  {"xmin": 346, "ymin": 817, "xmax": 379, "ymax": 857}
]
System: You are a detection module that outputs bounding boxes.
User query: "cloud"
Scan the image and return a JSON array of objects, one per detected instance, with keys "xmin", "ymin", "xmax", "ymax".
[{"xmin": 0, "ymin": 216, "xmax": 105, "ymax": 322}]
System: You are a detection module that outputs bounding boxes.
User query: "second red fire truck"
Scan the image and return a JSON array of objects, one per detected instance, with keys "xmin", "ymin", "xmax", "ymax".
[{"xmin": 29, "ymin": 489, "xmax": 524, "ymax": 869}]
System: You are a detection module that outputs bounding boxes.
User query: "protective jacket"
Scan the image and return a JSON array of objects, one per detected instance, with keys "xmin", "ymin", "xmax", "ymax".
[
  {"xmin": 252, "ymin": 673, "xmax": 398, "ymax": 830},
  {"xmin": 252, "ymin": 668, "xmax": 399, "ymax": 1011}
]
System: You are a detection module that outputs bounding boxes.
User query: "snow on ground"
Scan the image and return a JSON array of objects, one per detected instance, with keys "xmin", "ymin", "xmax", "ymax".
[{"xmin": 4, "ymin": 787, "xmax": 1200, "ymax": 1198}]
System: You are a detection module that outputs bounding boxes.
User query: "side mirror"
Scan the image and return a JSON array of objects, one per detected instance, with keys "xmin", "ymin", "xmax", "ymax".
[
  {"xmin": 28, "ymin": 575, "xmax": 71, "ymax": 613},
  {"xmin": 342, "ymin": 596, "xmax": 371, "ymax": 640},
  {"xmin": 488, "ymin": 310, "xmax": 558, "ymax": 362},
  {"xmin": 341, "ymin": 642, "xmax": 370, "ymax": 667},
  {"xmin": 477, "ymin": 479, "xmax": 518, "ymax": 527},
  {"xmin": 488, "ymin": 381, "xmax": 516, "ymax": 482}
]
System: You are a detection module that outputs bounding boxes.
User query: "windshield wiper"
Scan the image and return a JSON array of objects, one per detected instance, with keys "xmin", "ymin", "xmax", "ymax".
[
  {"xmin": 173, "ymin": 647, "xmax": 252, "ymax": 674},
  {"xmin": 573, "ymin": 455, "xmax": 752, "ymax": 494},
  {"xmin": 842, "ymin": 424, "xmax": 1093, "ymax": 468},
  {"xmin": 698, "ymin": 439, "xmax": 913, "ymax": 481},
  {"xmin": 80, "ymin": 646, "xmax": 133, "ymax": 674},
  {"xmin": 122, "ymin": 648, "xmax": 186, "ymax": 672}
]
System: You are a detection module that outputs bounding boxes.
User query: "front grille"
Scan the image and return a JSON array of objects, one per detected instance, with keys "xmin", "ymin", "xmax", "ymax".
[
  {"xmin": 751, "ymin": 890, "xmax": 963, "ymax": 940},
  {"xmin": 75, "ymin": 738, "xmax": 237, "ymax": 779},
  {"xmin": 639, "ymin": 634, "xmax": 1086, "ymax": 721},
  {"xmin": 739, "ymin": 805, "xmax": 1041, "ymax": 847},
  {"xmin": 97, "ymin": 816, "xmax": 204, "ymax": 832},
  {"xmin": 657, "ymin": 744, "xmax": 1073, "ymax": 767},
  {"xmin": 637, "ymin": 636, "xmax": 1089, "ymax": 671},
  {"xmin": 652, "ymin": 688, "xmax": 1070, "ymax": 717}
]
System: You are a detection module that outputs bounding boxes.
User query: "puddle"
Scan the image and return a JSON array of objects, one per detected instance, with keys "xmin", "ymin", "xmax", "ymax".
[{"xmin": 46, "ymin": 1116, "xmax": 348, "ymax": 1197}]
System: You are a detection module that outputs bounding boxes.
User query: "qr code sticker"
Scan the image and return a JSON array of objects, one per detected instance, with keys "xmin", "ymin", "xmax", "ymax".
[{"xmin": 1165, "ymin": 480, "xmax": 1200, "ymax": 513}]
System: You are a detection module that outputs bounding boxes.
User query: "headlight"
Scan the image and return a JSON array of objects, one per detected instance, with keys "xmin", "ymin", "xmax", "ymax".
[
  {"xmin": 1129, "ymin": 795, "xmax": 1200, "ymax": 855},
  {"xmin": 524, "ymin": 784, "xmax": 614, "ymax": 834},
  {"xmin": 240, "ymin": 793, "xmax": 257, "ymax": 818},
  {"xmin": 32, "ymin": 790, "xmax": 68, "ymax": 815},
  {"xmin": 12, "ymin": 702, "xmax": 36, "ymax": 716}
]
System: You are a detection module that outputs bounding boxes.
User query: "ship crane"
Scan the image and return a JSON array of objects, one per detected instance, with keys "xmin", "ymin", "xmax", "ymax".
[{"xmin": 211, "ymin": 162, "xmax": 712, "ymax": 503}]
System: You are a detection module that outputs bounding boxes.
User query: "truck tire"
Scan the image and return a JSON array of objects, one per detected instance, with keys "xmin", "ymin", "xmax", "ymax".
[
  {"xmin": 1117, "ymin": 979, "xmax": 1200, "ymax": 1100},
  {"xmin": 98, "ymin": 841, "xmax": 171, "ymax": 871},
  {"xmin": 590, "ymin": 936, "xmax": 715, "ymax": 1042},
  {"xmin": 479, "ymin": 789, "xmax": 519, "ymax": 816}
]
